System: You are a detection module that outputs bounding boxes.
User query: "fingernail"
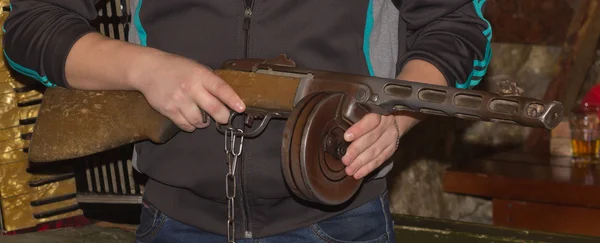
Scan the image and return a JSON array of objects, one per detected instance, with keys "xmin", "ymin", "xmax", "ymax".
[
  {"xmin": 236, "ymin": 102, "xmax": 245, "ymax": 112},
  {"xmin": 345, "ymin": 133, "xmax": 354, "ymax": 141}
]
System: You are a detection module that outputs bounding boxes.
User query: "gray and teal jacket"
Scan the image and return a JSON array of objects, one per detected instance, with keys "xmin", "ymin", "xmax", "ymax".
[{"xmin": 4, "ymin": 0, "xmax": 491, "ymax": 238}]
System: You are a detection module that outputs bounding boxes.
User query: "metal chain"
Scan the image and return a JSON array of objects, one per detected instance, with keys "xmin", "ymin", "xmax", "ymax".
[{"xmin": 224, "ymin": 128, "xmax": 244, "ymax": 243}]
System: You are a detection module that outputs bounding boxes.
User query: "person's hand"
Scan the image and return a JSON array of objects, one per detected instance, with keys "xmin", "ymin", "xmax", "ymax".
[
  {"xmin": 341, "ymin": 113, "xmax": 420, "ymax": 179},
  {"xmin": 131, "ymin": 52, "xmax": 245, "ymax": 132},
  {"xmin": 341, "ymin": 59, "xmax": 446, "ymax": 179}
]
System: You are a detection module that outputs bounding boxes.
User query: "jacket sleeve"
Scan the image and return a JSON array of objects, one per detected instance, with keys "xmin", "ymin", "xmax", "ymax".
[
  {"xmin": 3, "ymin": 0, "xmax": 103, "ymax": 88},
  {"xmin": 397, "ymin": 0, "xmax": 492, "ymax": 89}
]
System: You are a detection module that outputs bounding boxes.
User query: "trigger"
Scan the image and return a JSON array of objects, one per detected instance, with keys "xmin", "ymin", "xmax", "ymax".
[{"xmin": 245, "ymin": 114, "xmax": 255, "ymax": 127}]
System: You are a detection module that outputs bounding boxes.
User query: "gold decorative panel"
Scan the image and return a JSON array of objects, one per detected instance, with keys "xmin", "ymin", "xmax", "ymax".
[{"xmin": 0, "ymin": 8, "xmax": 82, "ymax": 233}]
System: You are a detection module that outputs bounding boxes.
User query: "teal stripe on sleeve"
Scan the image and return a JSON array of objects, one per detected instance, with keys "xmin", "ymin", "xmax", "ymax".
[
  {"xmin": 133, "ymin": 0, "xmax": 148, "ymax": 46},
  {"xmin": 2, "ymin": 3, "xmax": 55, "ymax": 87},
  {"xmin": 362, "ymin": 0, "xmax": 374, "ymax": 76},
  {"xmin": 3, "ymin": 50, "xmax": 55, "ymax": 87},
  {"xmin": 456, "ymin": 0, "xmax": 492, "ymax": 89}
]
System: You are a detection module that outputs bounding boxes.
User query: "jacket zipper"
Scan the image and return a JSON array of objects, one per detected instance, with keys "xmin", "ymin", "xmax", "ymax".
[
  {"xmin": 243, "ymin": 0, "xmax": 254, "ymax": 58},
  {"xmin": 239, "ymin": 0, "xmax": 254, "ymax": 239}
]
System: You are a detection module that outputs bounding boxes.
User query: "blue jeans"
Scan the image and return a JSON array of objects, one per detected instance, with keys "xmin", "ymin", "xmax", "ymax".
[{"xmin": 135, "ymin": 190, "xmax": 395, "ymax": 243}]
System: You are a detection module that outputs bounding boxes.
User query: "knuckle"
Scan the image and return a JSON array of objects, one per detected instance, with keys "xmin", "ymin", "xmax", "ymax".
[
  {"xmin": 179, "ymin": 81, "xmax": 192, "ymax": 92},
  {"xmin": 363, "ymin": 163, "xmax": 374, "ymax": 172},
  {"xmin": 364, "ymin": 132, "xmax": 376, "ymax": 144},
  {"xmin": 368, "ymin": 149, "xmax": 378, "ymax": 161},
  {"xmin": 362, "ymin": 164, "xmax": 375, "ymax": 174},
  {"xmin": 355, "ymin": 155, "xmax": 367, "ymax": 166},
  {"xmin": 202, "ymin": 102, "xmax": 220, "ymax": 116},
  {"xmin": 176, "ymin": 122, "xmax": 193, "ymax": 132},
  {"xmin": 373, "ymin": 124, "xmax": 384, "ymax": 135},
  {"xmin": 188, "ymin": 115, "xmax": 203, "ymax": 126},
  {"xmin": 171, "ymin": 90, "xmax": 185, "ymax": 102},
  {"xmin": 163, "ymin": 103, "xmax": 178, "ymax": 115},
  {"xmin": 372, "ymin": 147, "xmax": 382, "ymax": 158},
  {"xmin": 350, "ymin": 158, "xmax": 361, "ymax": 168},
  {"xmin": 210, "ymin": 79, "xmax": 226, "ymax": 92}
]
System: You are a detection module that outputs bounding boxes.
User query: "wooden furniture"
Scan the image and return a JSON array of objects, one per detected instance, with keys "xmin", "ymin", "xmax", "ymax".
[{"xmin": 443, "ymin": 151, "xmax": 600, "ymax": 237}]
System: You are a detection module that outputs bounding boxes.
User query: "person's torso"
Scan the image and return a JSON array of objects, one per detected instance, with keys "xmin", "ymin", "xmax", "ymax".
[{"xmin": 129, "ymin": 0, "xmax": 402, "ymax": 235}]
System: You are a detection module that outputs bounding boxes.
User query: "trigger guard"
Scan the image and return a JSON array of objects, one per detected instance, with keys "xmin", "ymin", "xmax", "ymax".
[{"xmin": 216, "ymin": 108, "xmax": 289, "ymax": 137}]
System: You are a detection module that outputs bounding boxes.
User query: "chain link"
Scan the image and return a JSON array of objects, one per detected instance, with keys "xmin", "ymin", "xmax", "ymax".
[{"xmin": 225, "ymin": 128, "xmax": 244, "ymax": 243}]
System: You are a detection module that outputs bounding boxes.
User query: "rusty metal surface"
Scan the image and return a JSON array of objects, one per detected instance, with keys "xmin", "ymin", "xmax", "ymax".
[
  {"xmin": 282, "ymin": 92, "xmax": 325, "ymax": 202},
  {"xmin": 282, "ymin": 92, "xmax": 362, "ymax": 205},
  {"xmin": 485, "ymin": 0, "xmax": 574, "ymax": 45}
]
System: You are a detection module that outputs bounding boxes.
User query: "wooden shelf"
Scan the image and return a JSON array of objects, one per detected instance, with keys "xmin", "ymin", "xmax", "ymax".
[{"xmin": 443, "ymin": 151, "xmax": 600, "ymax": 237}]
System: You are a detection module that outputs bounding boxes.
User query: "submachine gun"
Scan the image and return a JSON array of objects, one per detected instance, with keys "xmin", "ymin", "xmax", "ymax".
[{"xmin": 27, "ymin": 55, "xmax": 564, "ymax": 206}]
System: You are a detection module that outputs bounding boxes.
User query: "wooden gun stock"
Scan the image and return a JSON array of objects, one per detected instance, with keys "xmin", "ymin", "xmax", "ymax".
[
  {"xmin": 29, "ymin": 65, "xmax": 301, "ymax": 162},
  {"xmin": 28, "ymin": 55, "xmax": 564, "ymax": 164},
  {"xmin": 29, "ymin": 88, "xmax": 176, "ymax": 162}
]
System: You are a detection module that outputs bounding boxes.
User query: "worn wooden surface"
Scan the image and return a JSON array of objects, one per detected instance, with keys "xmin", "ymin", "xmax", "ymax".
[
  {"xmin": 28, "ymin": 87, "xmax": 176, "ymax": 163},
  {"xmin": 484, "ymin": 0, "xmax": 575, "ymax": 45},
  {"xmin": 493, "ymin": 199, "xmax": 600, "ymax": 237},
  {"xmin": 442, "ymin": 150, "xmax": 600, "ymax": 237},
  {"xmin": 214, "ymin": 70, "xmax": 300, "ymax": 112},
  {"xmin": 442, "ymin": 151, "xmax": 600, "ymax": 209}
]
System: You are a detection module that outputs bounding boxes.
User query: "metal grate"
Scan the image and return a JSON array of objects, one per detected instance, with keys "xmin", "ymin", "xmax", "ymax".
[
  {"xmin": 91, "ymin": 0, "xmax": 131, "ymax": 42},
  {"xmin": 75, "ymin": 0, "xmax": 146, "ymax": 205},
  {"xmin": 74, "ymin": 146, "xmax": 146, "ymax": 204}
]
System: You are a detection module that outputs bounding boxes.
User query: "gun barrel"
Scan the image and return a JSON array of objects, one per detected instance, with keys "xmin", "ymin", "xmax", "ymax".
[
  {"xmin": 377, "ymin": 81, "xmax": 563, "ymax": 129},
  {"xmin": 258, "ymin": 64, "xmax": 565, "ymax": 130}
]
